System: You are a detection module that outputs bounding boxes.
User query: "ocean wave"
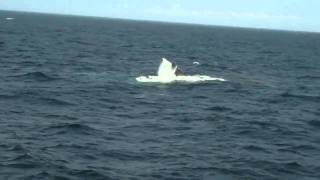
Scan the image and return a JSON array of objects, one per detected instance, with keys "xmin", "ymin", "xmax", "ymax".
[
  {"xmin": 70, "ymin": 169, "xmax": 111, "ymax": 179},
  {"xmin": 11, "ymin": 71, "xmax": 57, "ymax": 81},
  {"xmin": 39, "ymin": 97, "xmax": 74, "ymax": 106},
  {"xmin": 43, "ymin": 123, "xmax": 100, "ymax": 135},
  {"xmin": 20, "ymin": 60, "xmax": 39, "ymax": 65},
  {"xmin": 0, "ymin": 30, "xmax": 23, "ymax": 35},
  {"xmin": 16, "ymin": 48, "xmax": 29, "ymax": 53},
  {"xmin": 67, "ymin": 39, "xmax": 94, "ymax": 46},
  {"xmin": 74, "ymin": 53, "xmax": 92, "ymax": 58},
  {"xmin": 205, "ymin": 106, "xmax": 231, "ymax": 112},
  {"xmin": 25, "ymin": 169, "xmax": 110, "ymax": 180},
  {"xmin": 297, "ymin": 75, "xmax": 320, "ymax": 79},
  {"xmin": 281, "ymin": 161, "xmax": 303, "ymax": 170},
  {"xmin": 8, "ymin": 144, "xmax": 27, "ymax": 152},
  {"xmin": 45, "ymin": 123, "xmax": 92, "ymax": 130},
  {"xmin": 193, "ymin": 95, "xmax": 208, "ymax": 99},
  {"xmin": 120, "ymin": 44, "xmax": 134, "ymax": 48},
  {"xmin": 24, "ymin": 171, "xmax": 53, "ymax": 180},
  {"xmin": 0, "ymin": 94, "xmax": 20, "ymax": 100},
  {"xmin": 243, "ymin": 145, "xmax": 270, "ymax": 153},
  {"xmin": 281, "ymin": 92, "xmax": 320, "ymax": 102},
  {"xmin": 259, "ymin": 50, "xmax": 281, "ymax": 55},
  {"xmin": 10, "ymin": 153, "xmax": 33, "ymax": 161},
  {"xmin": 292, "ymin": 144, "xmax": 318, "ymax": 151},
  {"xmin": 45, "ymin": 114, "xmax": 78, "ymax": 120},
  {"xmin": 5, "ymin": 162, "xmax": 40, "ymax": 169},
  {"xmin": 307, "ymin": 120, "xmax": 320, "ymax": 127}
]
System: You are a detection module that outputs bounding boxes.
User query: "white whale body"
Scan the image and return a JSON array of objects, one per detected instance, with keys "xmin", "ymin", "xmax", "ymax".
[{"xmin": 136, "ymin": 58, "xmax": 226, "ymax": 83}]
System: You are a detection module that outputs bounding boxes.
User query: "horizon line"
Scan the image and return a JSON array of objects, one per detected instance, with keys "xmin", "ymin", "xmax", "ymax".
[{"xmin": 1, "ymin": 9, "xmax": 319, "ymax": 34}]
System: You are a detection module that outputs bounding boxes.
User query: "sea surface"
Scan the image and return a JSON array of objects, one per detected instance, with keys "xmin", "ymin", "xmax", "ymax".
[{"xmin": 0, "ymin": 11, "xmax": 320, "ymax": 180}]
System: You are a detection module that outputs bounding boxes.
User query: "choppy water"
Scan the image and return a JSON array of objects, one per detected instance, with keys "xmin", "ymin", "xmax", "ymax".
[{"xmin": 0, "ymin": 10, "xmax": 320, "ymax": 180}]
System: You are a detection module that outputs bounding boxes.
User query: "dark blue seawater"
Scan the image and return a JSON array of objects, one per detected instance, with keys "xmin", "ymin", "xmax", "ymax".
[{"xmin": 1, "ymin": 10, "xmax": 320, "ymax": 180}]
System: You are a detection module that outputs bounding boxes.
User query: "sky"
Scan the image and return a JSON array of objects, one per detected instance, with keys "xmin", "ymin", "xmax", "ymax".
[{"xmin": 0, "ymin": 0, "xmax": 319, "ymax": 32}]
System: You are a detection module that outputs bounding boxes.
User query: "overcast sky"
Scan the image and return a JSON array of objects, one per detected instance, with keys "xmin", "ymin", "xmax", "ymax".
[{"xmin": 1, "ymin": 0, "xmax": 319, "ymax": 32}]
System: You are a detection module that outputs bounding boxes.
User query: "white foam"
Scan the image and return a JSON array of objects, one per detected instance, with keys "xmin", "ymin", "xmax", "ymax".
[
  {"xmin": 157, "ymin": 58, "xmax": 177, "ymax": 82},
  {"xmin": 136, "ymin": 75, "xmax": 226, "ymax": 83},
  {"xmin": 136, "ymin": 58, "xmax": 226, "ymax": 83},
  {"xmin": 5, "ymin": 17, "xmax": 15, "ymax": 20}
]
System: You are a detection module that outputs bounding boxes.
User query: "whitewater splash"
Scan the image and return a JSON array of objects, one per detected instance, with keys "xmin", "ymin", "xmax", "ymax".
[{"xmin": 136, "ymin": 58, "xmax": 226, "ymax": 83}]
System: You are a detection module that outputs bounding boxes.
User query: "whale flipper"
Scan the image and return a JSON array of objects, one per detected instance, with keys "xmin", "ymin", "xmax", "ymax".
[
  {"xmin": 170, "ymin": 62, "xmax": 185, "ymax": 76},
  {"xmin": 159, "ymin": 58, "xmax": 185, "ymax": 77}
]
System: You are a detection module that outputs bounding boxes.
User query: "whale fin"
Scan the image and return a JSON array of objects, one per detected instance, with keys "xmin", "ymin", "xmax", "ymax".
[{"xmin": 160, "ymin": 58, "xmax": 185, "ymax": 76}]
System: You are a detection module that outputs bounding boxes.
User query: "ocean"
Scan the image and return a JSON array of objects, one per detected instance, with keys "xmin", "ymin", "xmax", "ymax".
[{"xmin": 0, "ymin": 10, "xmax": 320, "ymax": 180}]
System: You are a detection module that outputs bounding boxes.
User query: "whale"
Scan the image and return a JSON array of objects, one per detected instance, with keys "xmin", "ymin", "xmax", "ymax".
[
  {"xmin": 158, "ymin": 58, "xmax": 185, "ymax": 77},
  {"xmin": 136, "ymin": 58, "xmax": 226, "ymax": 83}
]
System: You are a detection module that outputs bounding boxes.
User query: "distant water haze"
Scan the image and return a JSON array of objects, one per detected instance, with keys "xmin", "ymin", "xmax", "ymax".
[{"xmin": 0, "ymin": 0, "xmax": 320, "ymax": 32}]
